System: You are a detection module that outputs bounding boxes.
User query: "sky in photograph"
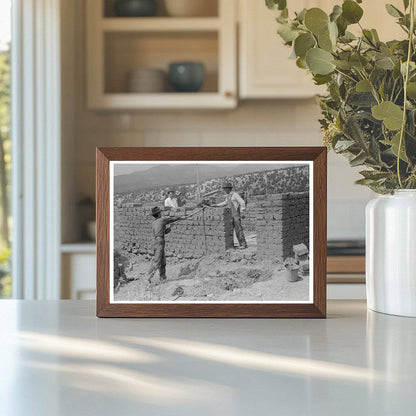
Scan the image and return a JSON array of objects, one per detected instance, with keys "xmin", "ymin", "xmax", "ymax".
[
  {"xmin": 115, "ymin": 164, "xmax": 159, "ymax": 176},
  {"xmin": 0, "ymin": 0, "xmax": 11, "ymax": 50},
  {"xmin": 114, "ymin": 162, "xmax": 300, "ymax": 176}
]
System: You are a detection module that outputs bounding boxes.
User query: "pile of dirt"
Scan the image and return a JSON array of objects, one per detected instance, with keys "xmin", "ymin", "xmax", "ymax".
[{"xmin": 113, "ymin": 245, "xmax": 310, "ymax": 303}]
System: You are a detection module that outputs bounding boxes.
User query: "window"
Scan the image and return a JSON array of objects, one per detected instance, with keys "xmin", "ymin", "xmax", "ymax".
[{"xmin": 0, "ymin": 0, "xmax": 11, "ymax": 298}]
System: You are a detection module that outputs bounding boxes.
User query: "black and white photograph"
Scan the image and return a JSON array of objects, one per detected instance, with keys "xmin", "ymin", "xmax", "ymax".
[{"xmin": 110, "ymin": 161, "xmax": 313, "ymax": 303}]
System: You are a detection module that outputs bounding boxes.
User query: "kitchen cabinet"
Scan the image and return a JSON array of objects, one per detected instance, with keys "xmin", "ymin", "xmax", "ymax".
[
  {"xmin": 238, "ymin": 0, "xmax": 404, "ymax": 99},
  {"xmin": 239, "ymin": 0, "xmax": 324, "ymax": 99},
  {"xmin": 61, "ymin": 244, "xmax": 96, "ymax": 300},
  {"xmin": 86, "ymin": 0, "xmax": 237, "ymax": 109}
]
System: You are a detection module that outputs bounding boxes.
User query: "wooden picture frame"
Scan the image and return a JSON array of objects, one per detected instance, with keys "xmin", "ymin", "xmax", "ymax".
[{"xmin": 97, "ymin": 147, "xmax": 327, "ymax": 318}]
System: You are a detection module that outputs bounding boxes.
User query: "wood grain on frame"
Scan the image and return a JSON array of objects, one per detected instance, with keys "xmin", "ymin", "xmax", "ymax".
[{"xmin": 96, "ymin": 147, "xmax": 327, "ymax": 318}]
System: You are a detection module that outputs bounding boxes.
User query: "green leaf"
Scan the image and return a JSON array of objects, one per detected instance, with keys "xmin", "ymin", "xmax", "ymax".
[
  {"xmin": 334, "ymin": 139, "xmax": 355, "ymax": 152},
  {"xmin": 349, "ymin": 92, "xmax": 376, "ymax": 107},
  {"xmin": 371, "ymin": 29, "xmax": 380, "ymax": 42},
  {"xmin": 266, "ymin": 0, "xmax": 287, "ymax": 11},
  {"xmin": 340, "ymin": 31, "xmax": 356, "ymax": 42},
  {"xmin": 356, "ymin": 79, "xmax": 372, "ymax": 92},
  {"xmin": 355, "ymin": 178, "xmax": 377, "ymax": 185},
  {"xmin": 363, "ymin": 29, "xmax": 375, "ymax": 44},
  {"xmin": 403, "ymin": 0, "xmax": 410, "ymax": 9},
  {"xmin": 350, "ymin": 53, "xmax": 368, "ymax": 69},
  {"xmin": 336, "ymin": 15, "xmax": 348, "ymax": 36},
  {"xmin": 369, "ymin": 136, "xmax": 381, "ymax": 162},
  {"xmin": 313, "ymin": 74, "xmax": 332, "ymax": 85},
  {"xmin": 328, "ymin": 21, "xmax": 338, "ymax": 45},
  {"xmin": 317, "ymin": 22, "xmax": 338, "ymax": 53},
  {"xmin": 276, "ymin": 8, "xmax": 289, "ymax": 23},
  {"xmin": 294, "ymin": 33, "xmax": 315, "ymax": 57},
  {"xmin": 382, "ymin": 132, "xmax": 409, "ymax": 162},
  {"xmin": 375, "ymin": 56, "xmax": 395, "ymax": 70},
  {"xmin": 330, "ymin": 5, "xmax": 343, "ymax": 22},
  {"xmin": 385, "ymin": 4, "xmax": 403, "ymax": 18},
  {"xmin": 304, "ymin": 8, "xmax": 329, "ymax": 35},
  {"xmin": 372, "ymin": 101, "xmax": 404, "ymax": 130},
  {"xmin": 280, "ymin": 8, "xmax": 288, "ymax": 19},
  {"xmin": 296, "ymin": 57, "xmax": 307, "ymax": 69},
  {"xmin": 342, "ymin": 0, "xmax": 364, "ymax": 24},
  {"xmin": 306, "ymin": 48, "xmax": 335, "ymax": 75},
  {"xmin": 401, "ymin": 61, "xmax": 416, "ymax": 77},
  {"xmin": 350, "ymin": 152, "xmax": 368, "ymax": 167},
  {"xmin": 318, "ymin": 32, "xmax": 333, "ymax": 52},
  {"xmin": 344, "ymin": 114, "xmax": 368, "ymax": 147},
  {"xmin": 359, "ymin": 170, "xmax": 391, "ymax": 180},
  {"xmin": 277, "ymin": 23, "xmax": 299, "ymax": 42},
  {"xmin": 295, "ymin": 8, "xmax": 307, "ymax": 22},
  {"xmin": 379, "ymin": 78, "xmax": 386, "ymax": 100},
  {"xmin": 333, "ymin": 59, "xmax": 353, "ymax": 70},
  {"xmin": 407, "ymin": 82, "xmax": 416, "ymax": 99}
]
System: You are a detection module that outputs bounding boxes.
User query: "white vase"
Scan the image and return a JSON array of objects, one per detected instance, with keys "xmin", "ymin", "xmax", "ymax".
[{"xmin": 366, "ymin": 190, "xmax": 416, "ymax": 317}]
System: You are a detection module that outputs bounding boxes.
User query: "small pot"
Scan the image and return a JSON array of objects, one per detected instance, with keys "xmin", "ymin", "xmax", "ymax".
[
  {"xmin": 164, "ymin": 0, "xmax": 217, "ymax": 17},
  {"xmin": 169, "ymin": 62, "xmax": 205, "ymax": 93},
  {"xmin": 285, "ymin": 267, "xmax": 300, "ymax": 282},
  {"xmin": 114, "ymin": 0, "xmax": 158, "ymax": 17}
]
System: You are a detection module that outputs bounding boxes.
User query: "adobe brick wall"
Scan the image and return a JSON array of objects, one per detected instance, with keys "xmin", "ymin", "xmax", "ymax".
[
  {"xmin": 253, "ymin": 192, "xmax": 309, "ymax": 260},
  {"xmin": 114, "ymin": 192, "xmax": 309, "ymax": 261},
  {"xmin": 114, "ymin": 206, "xmax": 234, "ymax": 259}
]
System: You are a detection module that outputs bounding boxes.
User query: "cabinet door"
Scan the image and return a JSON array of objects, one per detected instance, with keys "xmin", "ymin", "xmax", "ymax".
[
  {"xmin": 239, "ymin": 0, "xmax": 405, "ymax": 99},
  {"xmin": 239, "ymin": 0, "xmax": 321, "ymax": 99}
]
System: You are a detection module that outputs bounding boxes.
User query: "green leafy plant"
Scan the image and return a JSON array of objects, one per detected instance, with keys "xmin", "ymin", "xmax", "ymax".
[{"xmin": 266, "ymin": 0, "xmax": 416, "ymax": 193}]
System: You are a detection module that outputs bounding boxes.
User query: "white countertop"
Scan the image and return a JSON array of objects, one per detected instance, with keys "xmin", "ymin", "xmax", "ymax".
[{"xmin": 0, "ymin": 300, "xmax": 415, "ymax": 415}]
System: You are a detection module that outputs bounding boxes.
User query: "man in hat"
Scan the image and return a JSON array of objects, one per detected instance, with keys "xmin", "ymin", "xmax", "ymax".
[
  {"xmin": 164, "ymin": 190, "xmax": 179, "ymax": 213},
  {"xmin": 147, "ymin": 206, "xmax": 181, "ymax": 283},
  {"xmin": 212, "ymin": 181, "xmax": 248, "ymax": 249}
]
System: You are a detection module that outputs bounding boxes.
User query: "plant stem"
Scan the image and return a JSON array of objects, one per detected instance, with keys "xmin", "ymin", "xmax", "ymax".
[
  {"xmin": 358, "ymin": 69, "xmax": 380, "ymax": 104},
  {"xmin": 397, "ymin": 0, "xmax": 415, "ymax": 188},
  {"xmin": 334, "ymin": 68, "xmax": 357, "ymax": 83}
]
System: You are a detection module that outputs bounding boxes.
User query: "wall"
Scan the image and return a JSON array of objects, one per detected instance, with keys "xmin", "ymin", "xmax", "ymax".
[
  {"xmin": 115, "ymin": 192, "xmax": 309, "ymax": 262},
  {"xmin": 254, "ymin": 193, "xmax": 309, "ymax": 260},
  {"xmin": 116, "ymin": 206, "xmax": 234, "ymax": 259},
  {"xmin": 61, "ymin": 0, "xmax": 374, "ymax": 243}
]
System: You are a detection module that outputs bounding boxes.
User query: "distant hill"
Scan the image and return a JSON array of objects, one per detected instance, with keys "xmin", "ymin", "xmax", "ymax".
[
  {"xmin": 114, "ymin": 165, "xmax": 309, "ymax": 206},
  {"xmin": 114, "ymin": 163, "xmax": 292, "ymax": 194}
]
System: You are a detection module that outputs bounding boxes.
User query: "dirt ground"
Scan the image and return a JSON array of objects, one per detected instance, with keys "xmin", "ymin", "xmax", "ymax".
[{"xmin": 114, "ymin": 234, "xmax": 310, "ymax": 302}]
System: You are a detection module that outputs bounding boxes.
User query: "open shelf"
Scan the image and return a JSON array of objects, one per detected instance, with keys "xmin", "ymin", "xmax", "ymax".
[
  {"xmin": 61, "ymin": 242, "xmax": 96, "ymax": 254},
  {"xmin": 104, "ymin": 31, "xmax": 219, "ymax": 94},
  {"xmin": 86, "ymin": 0, "xmax": 236, "ymax": 109},
  {"xmin": 103, "ymin": 0, "xmax": 219, "ymax": 18},
  {"xmin": 90, "ymin": 92, "xmax": 235, "ymax": 109},
  {"xmin": 101, "ymin": 17, "xmax": 221, "ymax": 32}
]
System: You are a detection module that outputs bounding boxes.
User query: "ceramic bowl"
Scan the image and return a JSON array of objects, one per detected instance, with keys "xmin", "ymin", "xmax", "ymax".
[
  {"xmin": 168, "ymin": 62, "xmax": 205, "ymax": 93},
  {"xmin": 114, "ymin": 0, "xmax": 158, "ymax": 17},
  {"xmin": 127, "ymin": 68, "xmax": 167, "ymax": 93}
]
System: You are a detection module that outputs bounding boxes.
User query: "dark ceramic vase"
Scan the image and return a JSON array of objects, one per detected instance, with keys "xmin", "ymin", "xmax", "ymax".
[
  {"xmin": 114, "ymin": 0, "xmax": 158, "ymax": 17},
  {"xmin": 169, "ymin": 62, "xmax": 205, "ymax": 92}
]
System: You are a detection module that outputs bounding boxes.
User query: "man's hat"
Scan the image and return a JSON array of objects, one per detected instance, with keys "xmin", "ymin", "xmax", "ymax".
[
  {"xmin": 151, "ymin": 206, "xmax": 162, "ymax": 216},
  {"xmin": 222, "ymin": 181, "xmax": 233, "ymax": 189}
]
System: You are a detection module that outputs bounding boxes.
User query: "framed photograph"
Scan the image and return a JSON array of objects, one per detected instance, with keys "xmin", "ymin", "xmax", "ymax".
[{"xmin": 96, "ymin": 147, "xmax": 327, "ymax": 318}]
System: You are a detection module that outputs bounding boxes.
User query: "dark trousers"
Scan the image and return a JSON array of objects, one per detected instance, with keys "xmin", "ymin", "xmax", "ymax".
[
  {"xmin": 148, "ymin": 238, "xmax": 166, "ymax": 281},
  {"xmin": 232, "ymin": 215, "xmax": 247, "ymax": 247}
]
